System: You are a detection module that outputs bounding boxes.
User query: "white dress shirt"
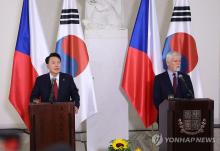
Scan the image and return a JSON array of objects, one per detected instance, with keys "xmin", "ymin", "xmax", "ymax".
[{"xmin": 49, "ymin": 73, "xmax": 60, "ymax": 87}]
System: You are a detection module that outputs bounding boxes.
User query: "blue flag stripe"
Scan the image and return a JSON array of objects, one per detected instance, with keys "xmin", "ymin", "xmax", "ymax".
[
  {"xmin": 15, "ymin": 0, "xmax": 30, "ymax": 56},
  {"xmin": 129, "ymin": 0, "xmax": 149, "ymax": 54}
]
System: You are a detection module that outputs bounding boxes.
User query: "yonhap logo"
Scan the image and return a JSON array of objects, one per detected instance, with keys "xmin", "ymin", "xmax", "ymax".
[
  {"xmin": 151, "ymin": 134, "xmax": 215, "ymax": 145},
  {"xmin": 152, "ymin": 134, "xmax": 163, "ymax": 146}
]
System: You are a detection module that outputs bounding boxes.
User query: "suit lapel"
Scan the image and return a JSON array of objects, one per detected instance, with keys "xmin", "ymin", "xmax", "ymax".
[
  {"xmin": 58, "ymin": 73, "xmax": 64, "ymax": 100},
  {"xmin": 45, "ymin": 73, "xmax": 52, "ymax": 99},
  {"xmin": 165, "ymin": 71, "xmax": 174, "ymax": 93}
]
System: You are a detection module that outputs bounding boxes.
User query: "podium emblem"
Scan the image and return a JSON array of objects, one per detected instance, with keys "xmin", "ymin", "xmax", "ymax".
[{"xmin": 178, "ymin": 110, "xmax": 206, "ymax": 135}]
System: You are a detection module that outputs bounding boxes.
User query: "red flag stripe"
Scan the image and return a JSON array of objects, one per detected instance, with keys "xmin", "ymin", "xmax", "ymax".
[
  {"xmin": 9, "ymin": 51, "xmax": 38, "ymax": 128},
  {"xmin": 122, "ymin": 47, "xmax": 157, "ymax": 127}
]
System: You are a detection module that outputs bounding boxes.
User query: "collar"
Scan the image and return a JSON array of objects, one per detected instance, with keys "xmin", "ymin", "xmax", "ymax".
[
  {"xmin": 49, "ymin": 73, "xmax": 60, "ymax": 81},
  {"xmin": 167, "ymin": 69, "xmax": 177, "ymax": 76}
]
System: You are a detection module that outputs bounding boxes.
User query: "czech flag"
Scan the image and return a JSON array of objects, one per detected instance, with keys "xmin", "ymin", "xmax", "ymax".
[
  {"xmin": 121, "ymin": 0, "xmax": 163, "ymax": 128},
  {"xmin": 9, "ymin": 0, "xmax": 49, "ymax": 129}
]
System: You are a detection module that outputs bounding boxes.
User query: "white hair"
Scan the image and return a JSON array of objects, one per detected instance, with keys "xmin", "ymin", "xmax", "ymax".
[{"xmin": 166, "ymin": 51, "xmax": 181, "ymax": 64}]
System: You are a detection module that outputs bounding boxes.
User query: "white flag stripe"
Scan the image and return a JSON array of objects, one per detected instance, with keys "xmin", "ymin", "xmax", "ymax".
[
  {"xmin": 75, "ymin": 66, "xmax": 97, "ymax": 123},
  {"xmin": 60, "ymin": 12, "xmax": 79, "ymax": 15},
  {"xmin": 172, "ymin": 16, "xmax": 191, "ymax": 18},
  {"xmin": 60, "ymin": 19, "xmax": 79, "ymax": 21},
  {"xmin": 188, "ymin": 66, "xmax": 203, "ymax": 97},
  {"xmin": 29, "ymin": 0, "xmax": 49, "ymax": 75},
  {"xmin": 167, "ymin": 23, "xmax": 192, "ymax": 35},
  {"xmin": 173, "ymin": 10, "xmax": 190, "ymax": 12},
  {"xmin": 57, "ymin": 24, "xmax": 84, "ymax": 41},
  {"xmin": 148, "ymin": 0, "xmax": 164, "ymax": 75}
]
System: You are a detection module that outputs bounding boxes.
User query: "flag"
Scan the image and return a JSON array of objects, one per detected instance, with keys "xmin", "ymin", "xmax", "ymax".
[
  {"xmin": 121, "ymin": 0, "xmax": 163, "ymax": 128},
  {"xmin": 162, "ymin": 0, "xmax": 203, "ymax": 97},
  {"xmin": 9, "ymin": 0, "xmax": 49, "ymax": 129},
  {"xmin": 55, "ymin": 0, "xmax": 97, "ymax": 128}
]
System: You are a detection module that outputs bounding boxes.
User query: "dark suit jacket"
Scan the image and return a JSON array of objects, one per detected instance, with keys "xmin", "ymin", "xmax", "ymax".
[
  {"xmin": 30, "ymin": 72, "xmax": 80, "ymax": 108},
  {"xmin": 153, "ymin": 71, "xmax": 194, "ymax": 110}
]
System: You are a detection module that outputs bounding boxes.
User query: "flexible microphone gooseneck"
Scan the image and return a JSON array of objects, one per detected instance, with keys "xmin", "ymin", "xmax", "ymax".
[
  {"xmin": 178, "ymin": 74, "xmax": 193, "ymax": 98},
  {"xmin": 49, "ymin": 78, "xmax": 56, "ymax": 104}
]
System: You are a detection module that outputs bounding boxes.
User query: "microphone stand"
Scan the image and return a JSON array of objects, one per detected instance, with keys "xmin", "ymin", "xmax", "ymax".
[
  {"xmin": 49, "ymin": 78, "xmax": 55, "ymax": 104},
  {"xmin": 178, "ymin": 75, "xmax": 193, "ymax": 98}
]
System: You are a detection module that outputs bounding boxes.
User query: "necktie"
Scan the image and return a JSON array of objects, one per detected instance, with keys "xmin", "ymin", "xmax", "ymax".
[
  {"xmin": 173, "ymin": 73, "xmax": 177, "ymax": 93},
  {"xmin": 53, "ymin": 78, "xmax": 58, "ymax": 101}
]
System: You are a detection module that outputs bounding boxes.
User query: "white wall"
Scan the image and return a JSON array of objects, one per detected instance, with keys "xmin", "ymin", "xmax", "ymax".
[
  {"xmin": 0, "ymin": 0, "xmax": 220, "ymax": 129},
  {"xmin": 86, "ymin": 30, "xmax": 129, "ymax": 151},
  {"xmin": 190, "ymin": 0, "xmax": 220, "ymax": 124},
  {"xmin": 0, "ymin": 0, "xmax": 25, "ymax": 128}
]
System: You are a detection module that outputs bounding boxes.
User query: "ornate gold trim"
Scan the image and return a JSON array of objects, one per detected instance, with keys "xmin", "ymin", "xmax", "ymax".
[{"xmin": 178, "ymin": 118, "xmax": 206, "ymax": 135}]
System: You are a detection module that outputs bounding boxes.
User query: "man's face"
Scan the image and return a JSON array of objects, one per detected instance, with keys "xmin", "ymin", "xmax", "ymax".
[
  {"xmin": 47, "ymin": 57, "xmax": 61, "ymax": 76},
  {"xmin": 167, "ymin": 56, "xmax": 181, "ymax": 72}
]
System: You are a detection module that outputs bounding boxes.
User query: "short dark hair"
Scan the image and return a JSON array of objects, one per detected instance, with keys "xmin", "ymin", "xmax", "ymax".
[{"xmin": 45, "ymin": 53, "xmax": 61, "ymax": 64}]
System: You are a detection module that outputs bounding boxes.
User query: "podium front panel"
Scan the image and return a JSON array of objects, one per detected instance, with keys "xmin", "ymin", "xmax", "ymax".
[
  {"xmin": 30, "ymin": 102, "xmax": 75, "ymax": 151},
  {"xmin": 159, "ymin": 98, "xmax": 214, "ymax": 151}
]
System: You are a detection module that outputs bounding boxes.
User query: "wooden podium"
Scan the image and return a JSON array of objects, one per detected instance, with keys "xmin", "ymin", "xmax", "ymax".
[
  {"xmin": 159, "ymin": 98, "xmax": 214, "ymax": 151},
  {"xmin": 30, "ymin": 102, "xmax": 75, "ymax": 151}
]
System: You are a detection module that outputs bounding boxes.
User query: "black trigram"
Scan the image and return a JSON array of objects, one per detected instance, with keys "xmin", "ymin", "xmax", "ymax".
[
  {"xmin": 171, "ymin": 6, "xmax": 191, "ymax": 22},
  {"xmin": 60, "ymin": 9, "xmax": 79, "ymax": 24}
]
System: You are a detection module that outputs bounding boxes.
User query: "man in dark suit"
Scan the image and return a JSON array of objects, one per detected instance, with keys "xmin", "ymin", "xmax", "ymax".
[
  {"xmin": 30, "ymin": 53, "xmax": 80, "ymax": 112},
  {"xmin": 153, "ymin": 51, "xmax": 194, "ymax": 110}
]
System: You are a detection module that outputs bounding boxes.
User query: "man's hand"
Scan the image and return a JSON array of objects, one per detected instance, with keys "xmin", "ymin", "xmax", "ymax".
[
  {"xmin": 74, "ymin": 106, "xmax": 79, "ymax": 114},
  {"xmin": 33, "ymin": 99, "xmax": 41, "ymax": 104}
]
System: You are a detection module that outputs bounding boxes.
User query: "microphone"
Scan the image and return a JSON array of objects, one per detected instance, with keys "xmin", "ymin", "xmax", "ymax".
[
  {"xmin": 178, "ymin": 74, "xmax": 193, "ymax": 98},
  {"xmin": 49, "ymin": 78, "xmax": 56, "ymax": 103}
]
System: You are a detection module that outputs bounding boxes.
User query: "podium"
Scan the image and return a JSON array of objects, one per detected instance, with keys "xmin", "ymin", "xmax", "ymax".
[
  {"xmin": 159, "ymin": 98, "xmax": 214, "ymax": 151},
  {"xmin": 30, "ymin": 102, "xmax": 75, "ymax": 151}
]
